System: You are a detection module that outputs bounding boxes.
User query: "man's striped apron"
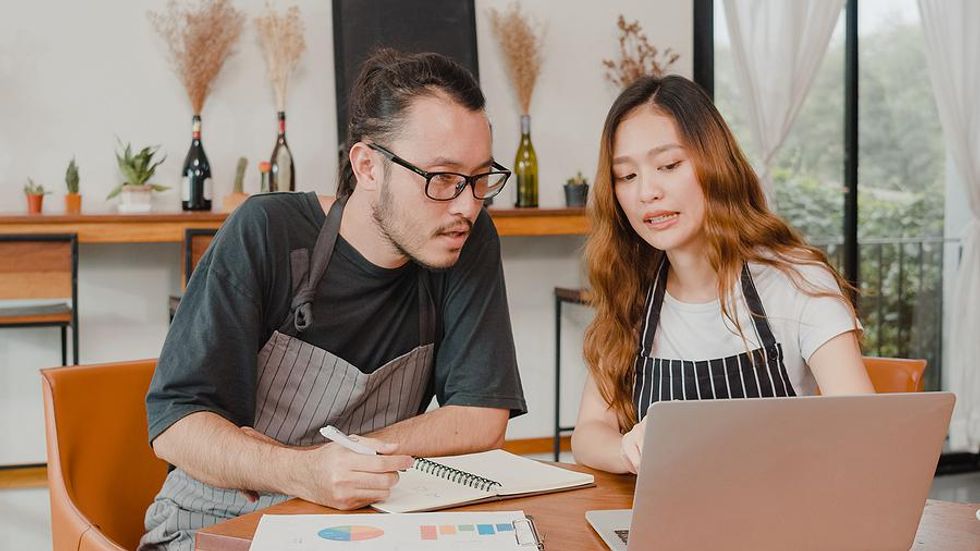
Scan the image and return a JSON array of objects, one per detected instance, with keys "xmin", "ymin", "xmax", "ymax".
[{"xmin": 140, "ymin": 198, "xmax": 436, "ymax": 550}]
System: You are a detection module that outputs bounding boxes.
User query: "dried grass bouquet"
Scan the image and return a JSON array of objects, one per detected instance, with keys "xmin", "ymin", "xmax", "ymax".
[
  {"xmin": 603, "ymin": 15, "xmax": 679, "ymax": 90},
  {"xmin": 489, "ymin": 3, "xmax": 544, "ymax": 115},
  {"xmin": 149, "ymin": 0, "xmax": 245, "ymax": 114},
  {"xmin": 255, "ymin": 3, "xmax": 306, "ymax": 111}
]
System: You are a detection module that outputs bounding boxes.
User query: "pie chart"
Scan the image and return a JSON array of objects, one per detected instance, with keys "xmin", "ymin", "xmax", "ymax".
[{"xmin": 317, "ymin": 525, "xmax": 384, "ymax": 542}]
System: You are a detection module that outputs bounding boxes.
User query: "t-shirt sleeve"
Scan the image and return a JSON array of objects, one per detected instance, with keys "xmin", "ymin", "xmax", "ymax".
[
  {"xmin": 796, "ymin": 263, "xmax": 861, "ymax": 362},
  {"xmin": 145, "ymin": 200, "xmax": 274, "ymax": 443},
  {"xmin": 432, "ymin": 210, "xmax": 527, "ymax": 417}
]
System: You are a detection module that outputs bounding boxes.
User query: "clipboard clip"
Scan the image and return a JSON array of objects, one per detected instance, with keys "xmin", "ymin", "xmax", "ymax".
[{"xmin": 512, "ymin": 516, "xmax": 545, "ymax": 549}]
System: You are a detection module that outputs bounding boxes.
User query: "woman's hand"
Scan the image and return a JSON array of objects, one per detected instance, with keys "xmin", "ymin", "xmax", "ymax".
[{"xmin": 620, "ymin": 418, "xmax": 647, "ymax": 474}]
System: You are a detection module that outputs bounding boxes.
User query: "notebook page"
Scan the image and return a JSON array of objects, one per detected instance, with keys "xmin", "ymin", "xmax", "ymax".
[
  {"xmin": 373, "ymin": 467, "xmax": 492, "ymax": 513},
  {"xmin": 426, "ymin": 449, "xmax": 594, "ymax": 496}
]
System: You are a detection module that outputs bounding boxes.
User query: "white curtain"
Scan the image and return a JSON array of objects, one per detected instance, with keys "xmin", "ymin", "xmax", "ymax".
[
  {"xmin": 919, "ymin": 0, "xmax": 980, "ymax": 452},
  {"xmin": 723, "ymin": 0, "xmax": 843, "ymax": 200}
]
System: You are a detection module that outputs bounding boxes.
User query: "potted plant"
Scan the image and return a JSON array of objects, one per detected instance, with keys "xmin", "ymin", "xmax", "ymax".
[
  {"xmin": 24, "ymin": 178, "xmax": 50, "ymax": 214},
  {"xmin": 564, "ymin": 171, "xmax": 590, "ymax": 207},
  {"xmin": 222, "ymin": 156, "xmax": 249, "ymax": 212},
  {"xmin": 108, "ymin": 142, "xmax": 169, "ymax": 213},
  {"xmin": 65, "ymin": 157, "xmax": 82, "ymax": 214}
]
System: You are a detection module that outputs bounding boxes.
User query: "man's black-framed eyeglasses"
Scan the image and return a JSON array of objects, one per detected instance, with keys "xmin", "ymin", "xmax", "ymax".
[{"xmin": 367, "ymin": 143, "xmax": 511, "ymax": 201}]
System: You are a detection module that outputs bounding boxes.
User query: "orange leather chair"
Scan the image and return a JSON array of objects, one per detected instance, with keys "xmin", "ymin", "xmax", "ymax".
[
  {"xmin": 41, "ymin": 360, "xmax": 168, "ymax": 550},
  {"xmin": 863, "ymin": 356, "xmax": 927, "ymax": 393}
]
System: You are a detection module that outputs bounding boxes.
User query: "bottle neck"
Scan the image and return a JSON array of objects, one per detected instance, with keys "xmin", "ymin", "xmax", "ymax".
[
  {"xmin": 192, "ymin": 115, "xmax": 202, "ymax": 141},
  {"xmin": 277, "ymin": 111, "xmax": 286, "ymax": 137},
  {"xmin": 520, "ymin": 114, "xmax": 531, "ymax": 137}
]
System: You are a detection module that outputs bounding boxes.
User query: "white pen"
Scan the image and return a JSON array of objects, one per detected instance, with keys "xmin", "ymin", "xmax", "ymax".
[{"xmin": 319, "ymin": 425, "xmax": 378, "ymax": 455}]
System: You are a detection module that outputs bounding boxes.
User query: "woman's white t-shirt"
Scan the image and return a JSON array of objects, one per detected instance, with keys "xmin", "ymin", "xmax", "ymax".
[{"xmin": 650, "ymin": 262, "xmax": 858, "ymax": 397}]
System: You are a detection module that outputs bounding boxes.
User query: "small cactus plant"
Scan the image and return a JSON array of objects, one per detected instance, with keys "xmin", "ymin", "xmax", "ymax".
[
  {"xmin": 24, "ymin": 178, "xmax": 50, "ymax": 195},
  {"xmin": 66, "ymin": 157, "xmax": 80, "ymax": 194},
  {"xmin": 233, "ymin": 157, "xmax": 248, "ymax": 193},
  {"xmin": 566, "ymin": 171, "xmax": 588, "ymax": 186}
]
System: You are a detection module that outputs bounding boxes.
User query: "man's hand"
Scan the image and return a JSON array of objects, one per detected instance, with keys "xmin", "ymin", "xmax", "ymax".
[
  {"xmin": 238, "ymin": 426, "xmax": 413, "ymax": 509},
  {"xmin": 290, "ymin": 438, "xmax": 414, "ymax": 510}
]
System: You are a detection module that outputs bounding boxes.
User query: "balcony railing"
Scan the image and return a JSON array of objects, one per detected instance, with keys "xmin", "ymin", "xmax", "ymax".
[{"xmin": 813, "ymin": 237, "xmax": 962, "ymax": 391}]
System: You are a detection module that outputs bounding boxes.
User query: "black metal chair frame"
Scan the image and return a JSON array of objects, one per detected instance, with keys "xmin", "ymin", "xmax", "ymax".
[{"xmin": 553, "ymin": 287, "xmax": 590, "ymax": 461}]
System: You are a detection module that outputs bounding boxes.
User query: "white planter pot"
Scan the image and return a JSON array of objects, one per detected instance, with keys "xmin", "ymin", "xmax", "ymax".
[{"xmin": 118, "ymin": 186, "xmax": 153, "ymax": 213}]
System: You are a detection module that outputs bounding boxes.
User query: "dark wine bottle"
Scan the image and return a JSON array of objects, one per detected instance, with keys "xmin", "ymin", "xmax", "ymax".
[
  {"xmin": 514, "ymin": 114, "xmax": 538, "ymax": 208},
  {"xmin": 181, "ymin": 114, "xmax": 212, "ymax": 211},
  {"xmin": 269, "ymin": 111, "xmax": 295, "ymax": 191}
]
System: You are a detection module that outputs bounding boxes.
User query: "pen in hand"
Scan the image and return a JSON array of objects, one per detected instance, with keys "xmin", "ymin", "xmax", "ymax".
[{"xmin": 319, "ymin": 425, "xmax": 379, "ymax": 456}]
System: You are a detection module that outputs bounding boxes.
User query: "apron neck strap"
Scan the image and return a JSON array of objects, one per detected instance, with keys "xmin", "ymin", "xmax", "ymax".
[
  {"xmin": 739, "ymin": 263, "xmax": 777, "ymax": 348},
  {"xmin": 290, "ymin": 196, "xmax": 347, "ymax": 333},
  {"xmin": 640, "ymin": 257, "xmax": 669, "ymax": 356}
]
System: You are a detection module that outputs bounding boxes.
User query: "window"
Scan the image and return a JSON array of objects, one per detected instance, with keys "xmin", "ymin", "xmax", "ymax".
[{"xmin": 710, "ymin": 0, "xmax": 956, "ymax": 390}]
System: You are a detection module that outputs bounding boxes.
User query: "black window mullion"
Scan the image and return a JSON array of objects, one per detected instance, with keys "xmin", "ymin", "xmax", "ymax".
[
  {"xmin": 843, "ymin": 0, "xmax": 860, "ymax": 308},
  {"xmin": 693, "ymin": 0, "xmax": 714, "ymax": 99}
]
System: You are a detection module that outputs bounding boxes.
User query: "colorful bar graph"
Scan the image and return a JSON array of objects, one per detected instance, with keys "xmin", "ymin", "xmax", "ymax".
[{"xmin": 419, "ymin": 522, "xmax": 508, "ymax": 541}]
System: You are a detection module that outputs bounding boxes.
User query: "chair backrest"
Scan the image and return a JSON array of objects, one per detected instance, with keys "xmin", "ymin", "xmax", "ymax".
[
  {"xmin": 182, "ymin": 229, "xmax": 217, "ymax": 289},
  {"xmin": 0, "ymin": 233, "xmax": 77, "ymax": 301},
  {"xmin": 41, "ymin": 360, "xmax": 168, "ymax": 551},
  {"xmin": 863, "ymin": 356, "xmax": 927, "ymax": 393}
]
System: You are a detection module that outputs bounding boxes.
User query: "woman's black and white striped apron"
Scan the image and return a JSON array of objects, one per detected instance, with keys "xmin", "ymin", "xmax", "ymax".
[
  {"xmin": 140, "ymin": 197, "xmax": 437, "ymax": 551},
  {"xmin": 633, "ymin": 259, "xmax": 796, "ymax": 421}
]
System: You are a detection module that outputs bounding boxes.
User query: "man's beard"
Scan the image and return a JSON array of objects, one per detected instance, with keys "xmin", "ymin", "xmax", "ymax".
[{"xmin": 371, "ymin": 178, "xmax": 472, "ymax": 272}]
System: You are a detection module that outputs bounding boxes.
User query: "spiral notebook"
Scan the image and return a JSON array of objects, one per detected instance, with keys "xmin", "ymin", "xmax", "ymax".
[{"xmin": 373, "ymin": 449, "xmax": 595, "ymax": 513}]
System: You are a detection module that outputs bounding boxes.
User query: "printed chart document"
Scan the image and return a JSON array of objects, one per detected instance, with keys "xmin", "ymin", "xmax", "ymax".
[
  {"xmin": 374, "ymin": 449, "xmax": 595, "ymax": 513},
  {"xmin": 248, "ymin": 511, "xmax": 543, "ymax": 551}
]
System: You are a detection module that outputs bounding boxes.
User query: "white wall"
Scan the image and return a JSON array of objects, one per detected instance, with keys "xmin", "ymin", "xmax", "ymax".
[{"xmin": 0, "ymin": 0, "xmax": 692, "ymax": 464}]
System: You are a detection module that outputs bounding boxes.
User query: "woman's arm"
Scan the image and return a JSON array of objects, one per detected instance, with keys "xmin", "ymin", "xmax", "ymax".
[
  {"xmin": 808, "ymin": 331, "xmax": 876, "ymax": 395},
  {"xmin": 571, "ymin": 374, "xmax": 637, "ymax": 474}
]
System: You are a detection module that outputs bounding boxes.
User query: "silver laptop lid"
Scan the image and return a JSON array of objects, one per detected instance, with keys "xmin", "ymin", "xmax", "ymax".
[{"xmin": 629, "ymin": 393, "xmax": 954, "ymax": 551}]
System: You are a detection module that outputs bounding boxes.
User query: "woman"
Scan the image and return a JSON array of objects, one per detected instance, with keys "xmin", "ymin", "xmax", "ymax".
[{"xmin": 571, "ymin": 75, "xmax": 874, "ymax": 475}]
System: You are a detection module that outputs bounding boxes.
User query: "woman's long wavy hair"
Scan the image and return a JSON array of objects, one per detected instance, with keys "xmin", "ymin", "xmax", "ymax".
[{"xmin": 584, "ymin": 75, "xmax": 858, "ymax": 432}]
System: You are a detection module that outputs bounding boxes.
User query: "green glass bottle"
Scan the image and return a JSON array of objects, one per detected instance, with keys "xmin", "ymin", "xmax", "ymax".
[{"xmin": 514, "ymin": 114, "xmax": 538, "ymax": 208}]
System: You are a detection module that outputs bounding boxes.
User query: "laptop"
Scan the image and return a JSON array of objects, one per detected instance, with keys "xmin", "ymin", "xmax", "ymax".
[{"xmin": 586, "ymin": 392, "xmax": 955, "ymax": 551}]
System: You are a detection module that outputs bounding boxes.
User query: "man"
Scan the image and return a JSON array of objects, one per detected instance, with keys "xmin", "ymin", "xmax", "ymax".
[{"xmin": 140, "ymin": 49, "xmax": 526, "ymax": 550}]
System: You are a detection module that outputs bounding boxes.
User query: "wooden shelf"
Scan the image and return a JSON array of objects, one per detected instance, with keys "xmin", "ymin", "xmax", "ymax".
[
  {"xmin": 487, "ymin": 207, "xmax": 588, "ymax": 237},
  {"xmin": 0, "ymin": 207, "xmax": 588, "ymax": 243}
]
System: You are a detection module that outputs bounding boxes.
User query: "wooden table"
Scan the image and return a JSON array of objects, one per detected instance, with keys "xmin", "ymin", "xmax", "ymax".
[
  {"xmin": 0, "ymin": 207, "xmax": 588, "ymax": 243},
  {"xmin": 195, "ymin": 464, "xmax": 980, "ymax": 550}
]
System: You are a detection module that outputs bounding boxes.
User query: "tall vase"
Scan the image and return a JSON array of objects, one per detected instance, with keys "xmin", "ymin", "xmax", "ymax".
[{"xmin": 514, "ymin": 114, "xmax": 538, "ymax": 208}]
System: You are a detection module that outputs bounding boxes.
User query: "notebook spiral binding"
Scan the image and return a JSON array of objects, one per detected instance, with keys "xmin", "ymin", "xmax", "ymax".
[{"xmin": 412, "ymin": 457, "xmax": 503, "ymax": 492}]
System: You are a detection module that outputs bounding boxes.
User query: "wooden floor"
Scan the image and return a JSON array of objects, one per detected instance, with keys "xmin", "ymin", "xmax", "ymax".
[{"xmin": 0, "ymin": 436, "xmax": 571, "ymax": 491}]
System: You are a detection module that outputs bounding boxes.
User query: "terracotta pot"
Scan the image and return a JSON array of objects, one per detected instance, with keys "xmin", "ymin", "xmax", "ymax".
[
  {"xmin": 26, "ymin": 194, "xmax": 44, "ymax": 214},
  {"xmin": 65, "ymin": 193, "xmax": 82, "ymax": 215},
  {"xmin": 222, "ymin": 192, "xmax": 249, "ymax": 213}
]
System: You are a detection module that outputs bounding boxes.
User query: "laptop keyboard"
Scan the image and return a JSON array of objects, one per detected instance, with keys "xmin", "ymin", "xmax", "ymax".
[{"xmin": 615, "ymin": 529, "xmax": 630, "ymax": 544}]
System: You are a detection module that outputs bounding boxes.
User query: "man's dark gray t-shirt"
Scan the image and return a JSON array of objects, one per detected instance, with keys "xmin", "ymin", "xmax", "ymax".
[{"xmin": 146, "ymin": 192, "xmax": 526, "ymax": 442}]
